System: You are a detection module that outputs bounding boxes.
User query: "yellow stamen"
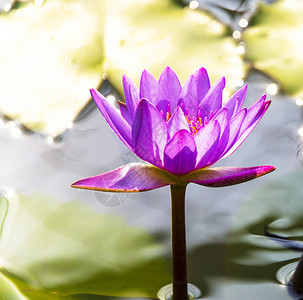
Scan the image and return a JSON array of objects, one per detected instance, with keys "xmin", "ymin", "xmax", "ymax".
[{"xmin": 166, "ymin": 112, "xmax": 171, "ymax": 122}]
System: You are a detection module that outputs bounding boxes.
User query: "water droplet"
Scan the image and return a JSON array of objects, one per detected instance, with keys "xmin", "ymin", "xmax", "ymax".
[
  {"xmin": 298, "ymin": 126, "xmax": 303, "ymax": 137},
  {"xmin": 106, "ymin": 94, "xmax": 116, "ymax": 106},
  {"xmin": 239, "ymin": 18, "xmax": 248, "ymax": 28},
  {"xmin": 189, "ymin": 0, "xmax": 199, "ymax": 9},
  {"xmin": 236, "ymin": 45, "xmax": 245, "ymax": 55},
  {"xmin": 266, "ymin": 83, "xmax": 279, "ymax": 95},
  {"xmin": 66, "ymin": 121, "xmax": 73, "ymax": 129},
  {"xmin": 296, "ymin": 98, "xmax": 303, "ymax": 106},
  {"xmin": 46, "ymin": 136, "xmax": 54, "ymax": 144},
  {"xmin": 3, "ymin": 2, "xmax": 12, "ymax": 12},
  {"xmin": 233, "ymin": 30, "xmax": 241, "ymax": 40}
]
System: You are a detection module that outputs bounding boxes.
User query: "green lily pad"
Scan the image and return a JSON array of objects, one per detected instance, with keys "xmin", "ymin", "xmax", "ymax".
[
  {"xmin": 0, "ymin": 192, "xmax": 171, "ymax": 298},
  {"xmin": 0, "ymin": 272, "xmax": 27, "ymax": 300},
  {"xmin": 0, "ymin": 0, "xmax": 247, "ymax": 137},
  {"xmin": 0, "ymin": 0, "xmax": 105, "ymax": 137},
  {"xmin": 105, "ymin": 0, "xmax": 247, "ymax": 96},
  {"xmin": 243, "ymin": 0, "xmax": 303, "ymax": 98}
]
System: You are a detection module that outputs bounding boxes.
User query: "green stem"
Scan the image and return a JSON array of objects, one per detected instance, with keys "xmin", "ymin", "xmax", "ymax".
[
  {"xmin": 292, "ymin": 254, "xmax": 303, "ymax": 289},
  {"xmin": 170, "ymin": 184, "xmax": 188, "ymax": 300}
]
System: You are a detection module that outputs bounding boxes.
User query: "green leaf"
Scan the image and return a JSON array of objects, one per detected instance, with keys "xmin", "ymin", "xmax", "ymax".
[
  {"xmin": 0, "ymin": 273, "xmax": 27, "ymax": 300},
  {"xmin": 0, "ymin": 192, "xmax": 171, "ymax": 298},
  {"xmin": 105, "ymin": 0, "xmax": 247, "ymax": 97},
  {"xmin": 243, "ymin": 0, "xmax": 303, "ymax": 98},
  {"xmin": 0, "ymin": 0, "xmax": 105, "ymax": 137},
  {"xmin": 0, "ymin": 0, "xmax": 247, "ymax": 136}
]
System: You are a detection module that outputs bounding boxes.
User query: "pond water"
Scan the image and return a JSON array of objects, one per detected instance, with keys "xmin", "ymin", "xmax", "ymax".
[{"xmin": 0, "ymin": 70, "xmax": 302, "ymax": 300}]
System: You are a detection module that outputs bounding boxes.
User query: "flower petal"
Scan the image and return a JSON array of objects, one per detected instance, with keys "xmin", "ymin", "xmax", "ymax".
[
  {"xmin": 207, "ymin": 108, "xmax": 230, "ymax": 165},
  {"xmin": 222, "ymin": 99, "xmax": 270, "ymax": 159},
  {"xmin": 159, "ymin": 66, "xmax": 182, "ymax": 110},
  {"xmin": 199, "ymin": 76, "xmax": 225, "ymax": 119},
  {"xmin": 72, "ymin": 163, "xmax": 178, "ymax": 192},
  {"xmin": 90, "ymin": 89, "xmax": 133, "ymax": 149},
  {"xmin": 164, "ymin": 129, "xmax": 197, "ymax": 175},
  {"xmin": 224, "ymin": 84, "xmax": 248, "ymax": 118},
  {"xmin": 194, "ymin": 120, "xmax": 220, "ymax": 169},
  {"xmin": 167, "ymin": 106, "xmax": 190, "ymax": 138},
  {"xmin": 194, "ymin": 67, "xmax": 210, "ymax": 101},
  {"xmin": 179, "ymin": 75, "xmax": 198, "ymax": 117},
  {"xmin": 156, "ymin": 99, "xmax": 170, "ymax": 119},
  {"xmin": 223, "ymin": 108, "xmax": 247, "ymax": 154},
  {"xmin": 122, "ymin": 74, "xmax": 139, "ymax": 120},
  {"xmin": 239, "ymin": 95, "xmax": 266, "ymax": 136},
  {"xmin": 140, "ymin": 70, "xmax": 162, "ymax": 105},
  {"xmin": 117, "ymin": 101, "xmax": 132, "ymax": 125},
  {"xmin": 132, "ymin": 99, "xmax": 168, "ymax": 168},
  {"xmin": 182, "ymin": 165, "xmax": 276, "ymax": 187}
]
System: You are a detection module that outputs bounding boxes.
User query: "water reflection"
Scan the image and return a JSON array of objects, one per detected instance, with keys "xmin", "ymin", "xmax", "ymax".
[{"xmin": 226, "ymin": 169, "xmax": 303, "ymax": 299}]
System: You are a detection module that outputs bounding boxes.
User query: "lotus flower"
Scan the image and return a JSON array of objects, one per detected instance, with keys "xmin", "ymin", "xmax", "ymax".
[{"xmin": 72, "ymin": 67, "xmax": 275, "ymax": 192}]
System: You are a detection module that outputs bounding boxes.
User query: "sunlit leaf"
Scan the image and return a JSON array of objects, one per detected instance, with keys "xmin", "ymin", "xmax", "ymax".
[
  {"xmin": 0, "ymin": 0, "xmax": 105, "ymax": 137},
  {"xmin": 243, "ymin": 0, "xmax": 303, "ymax": 98},
  {"xmin": 0, "ymin": 273, "xmax": 27, "ymax": 300},
  {"xmin": 0, "ymin": 0, "xmax": 247, "ymax": 136},
  {"xmin": 105, "ymin": 0, "xmax": 247, "ymax": 97},
  {"xmin": 0, "ymin": 192, "xmax": 171, "ymax": 298}
]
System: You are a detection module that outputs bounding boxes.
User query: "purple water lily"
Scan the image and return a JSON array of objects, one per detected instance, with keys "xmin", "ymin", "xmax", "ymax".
[
  {"xmin": 72, "ymin": 66, "xmax": 275, "ymax": 299},
  {"xmin": 72, "ymin": 66, "xmax": 275, "ymax": 192}
]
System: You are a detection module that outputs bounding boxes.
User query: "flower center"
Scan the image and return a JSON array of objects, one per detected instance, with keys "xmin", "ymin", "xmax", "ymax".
[
  {"xmin": 186, "ymin": 114, "xmax": 203, "ymax": 135},
  {"xmin": 161, "ymin": 104, "xmax": 215, "ymax": 136}
]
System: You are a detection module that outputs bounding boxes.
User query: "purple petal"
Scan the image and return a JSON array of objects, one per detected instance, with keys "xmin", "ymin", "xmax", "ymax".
[
  {"xmin": 164, "ymin": 129, "xmax": 197, "ymax": 175},
  {"xmin": 199, "ymin": 77, "xmax": 225, "ymax": 119},
  {"xmin": 72, "ymin": 163, "xmax": 178, "ymax": 192},
  {"xmin": 179, "ymin": 75, "xmax": 198, "ymax": 117},
  {"xmin": 156, "ymin": 99, "xmax": 170, "ymax": 119},
  {"xmin": 194, "ymin": 120, "xmax": 220, "ymax": 169},
  {"xmin": 159, "ymin": 66, "xmax": 182, "ymax": 110},
  {"xmin": 224, "ymin": 84, "xmax": 248, "ymax": 118},
  {"xmin": 90, "ymin": 89, "xmax": 133, "ymax": 149},
  {"xmin": 221, "ymin": 99, "xmax": 270, "ymax": 159},
  {"xmin": 140, "ymin": 70, "xmax": 163, "ymax": 105},
  {"xmin": 182, "ymin": 165, "xmax": 276, "ymax": 187},
  {"xmin": 223, "ymin": 108, "xmax": 247, "ymax": 154},
  {"xmin": 122, "ymin": 74, "xmax": 139, "ymax": 120},
  {"xmin": 167, "ymin": 106, "xmax": 190, "ymax": 138},
  {"xmin": 194, "ymin": 67, "xmax": 211, "ymax": 101},
  {"xmin": 132, "ymin": 99, "xmax": 168, "ymax": 168},
  {"xmin": 207, "ymin": 108, "xmax": 230, "ymax": 165},
  {"xmin": 239, "ymin": 95, "xmax": 266, "ymax": 136},
  {"xmin": 118, "ymin": 101, "xmax": 132, "ymax": 125}
]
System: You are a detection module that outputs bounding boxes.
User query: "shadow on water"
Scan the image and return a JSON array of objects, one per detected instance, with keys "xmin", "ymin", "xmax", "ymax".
[
  {"xmin": 0, "ymin": 192, "xmax": 171, "ymax": 299},
  {"xmin": 224, "ymin": 169, "xmax": 303, "ymax": 299},
  {"xmin": 187, "ymin": 243, "xmax": 226, "ymax": 298}
]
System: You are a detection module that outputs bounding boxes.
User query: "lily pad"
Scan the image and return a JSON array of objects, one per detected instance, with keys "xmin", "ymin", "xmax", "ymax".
[
  {"xmin": 0, "ymin": 0, "xmax": 105, "ymax": 137},
  {"xmin": 243, "ymin": 0, "xmax": 303, "ymax": 98},
  {"xmin": 0, "ymin": 0, "xmax": 247, "ymax": 137},
  {"xmin": 105, "ymin": 0, "xmax": 247, "ymax": 97},
  {"xmin": 0, "ymin": 192, "xmax": 171, "ymax": 298}
]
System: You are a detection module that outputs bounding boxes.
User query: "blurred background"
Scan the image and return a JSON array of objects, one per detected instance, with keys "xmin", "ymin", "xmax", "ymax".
[{"xmin": 0, "ymin": 0, "xmax": 303, "ymax": 299}]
